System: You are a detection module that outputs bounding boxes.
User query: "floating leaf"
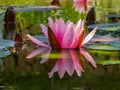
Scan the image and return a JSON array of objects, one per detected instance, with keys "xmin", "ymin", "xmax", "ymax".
[
  {"xmin": 91, "ymin": 34, "xmax": 119, "ymax": 42},
  {"xmin": 88, "ymin": 22, "xmax": 120, "ymax": 31},
  {"xmin": 110, "ymin": 41, "xmax": 120, "ymax": 47},
  {"xmin": 0, "ymin": 50, "xmax": 11, "ymax": 58},
  {"xmin": 85, "ymin": 44, "xmax": 120, "ymax": 51},
  {"xmin": 0, "ymin": 40, "xmax": 15, "ymax": 49},
  {"xmin": 35, "ymin": 34, "xmax": 49, "ymax": 43}
]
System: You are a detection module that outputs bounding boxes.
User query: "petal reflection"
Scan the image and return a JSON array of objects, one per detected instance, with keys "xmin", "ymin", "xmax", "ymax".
[
  {"xmin": 26, "ymin": 48, "xmax": 97, "ymax": 78},
  {"xmin": 48, "ymin": 49, "xmax": 96, "ymax": 78},
  {"xmin": 26, "ymin": 47, "xmax": 51, "ymax": 59},
  {"xmin": 80, "ymin": 48, "xmax": 97, "ymax": 68}
]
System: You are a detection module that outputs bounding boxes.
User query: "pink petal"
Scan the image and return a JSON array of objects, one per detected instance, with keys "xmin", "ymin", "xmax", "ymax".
[
  {"xmin": 27, "ymin": 34, "xmax": 50, "ymax": 48},
  {"xmin": 62, "ymin": 22, "xmax": 74, "ymax": 48},
  {"xmin": 55, "ymin": 18, "xmax": 66, "ymax": 43},
  {"xmin": 40, "ymin": 24, "xmax": 48, "ymax": 39},
  {"xmin": 81, "ymin": 27, "xmax": 97, "ymax": 45},
  {"xmin": 48, "ymin": 17, "xmax": 56, "ymax": 34},
  {"xmin": 70, "ymin": 20, "xmax": 84, "ymax": 48}
]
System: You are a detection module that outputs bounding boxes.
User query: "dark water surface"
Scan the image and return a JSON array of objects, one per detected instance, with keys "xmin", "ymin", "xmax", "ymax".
[{"xmin": 0, "ymin": 0, "xmax": 120, "ymax": 90}]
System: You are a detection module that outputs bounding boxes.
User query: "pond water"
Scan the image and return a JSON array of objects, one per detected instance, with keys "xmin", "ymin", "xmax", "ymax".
[{"xmin": 0, "ymin": 0, "xmax": 120, "ymax": 90}]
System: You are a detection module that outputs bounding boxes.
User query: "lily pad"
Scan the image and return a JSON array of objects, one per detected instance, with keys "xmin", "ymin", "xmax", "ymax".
[
  {"xmin": 0, "ymin": 40, "xmax": 15, "ymax": 49},
  {"xmin": 88, "ymin": 22, "xmax": 120, "ymax": 31},
  {"xmin": 91, "ymin": 34, "xmax": 119, "ymax": 42},
  {"xmin": 104, "ymin": 14, "xmax": 120, "ymax": 18},
  {"xmin": 110, "ymin": 41, "xmax": 120, "ymax": 47},
  {"xmin": 98, "ymin": 60, "xmax": 120, "ymax": 65},
  {"xmin": 85, "ymin": 43, "xmax": 120, "ymax": 51},
  {"xmin": 35, "ymin": 34, "xmax": 49, "ymax": 43},
  {"xmin": 0, "ymin": 50, "xmax": 11, "ymax": 58}
]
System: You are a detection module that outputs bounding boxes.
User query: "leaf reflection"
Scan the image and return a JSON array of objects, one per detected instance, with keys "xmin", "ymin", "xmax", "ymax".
[{"xmin": 27, "ymin": 48, "xmax": 97, "ymax": 78}]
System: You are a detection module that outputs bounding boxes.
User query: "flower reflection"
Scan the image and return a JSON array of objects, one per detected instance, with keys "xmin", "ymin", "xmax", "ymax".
[
  {"xmin": 73, "ymin": 0, "xmax": 91, "ymax": 13},
  {"xmin": 27, "ymin": 48, "xmax": 97, "ymax": 78}
]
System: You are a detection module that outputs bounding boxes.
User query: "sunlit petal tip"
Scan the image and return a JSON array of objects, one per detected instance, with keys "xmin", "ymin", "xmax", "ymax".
[
  {"xmin": 76, "ymin": 20, "xmax": 82, "ymax": 28},
  {"xmin": 81, "ymin": 26, "xmax": 97, "ymax": 45},
  {"xmin": 48, "ymin": 17, "xmax": 55, "ymax": 30},
  {"xmin": 48, "ymin": 17, "xmax": 52, "ymax": 20},
  {"xmin": 40, "ymin": 24, "xmax": 48, "ymax": 38},
  {"xmin": 40, "ymin": 24, "xmax": 47, "ymax": 30}
]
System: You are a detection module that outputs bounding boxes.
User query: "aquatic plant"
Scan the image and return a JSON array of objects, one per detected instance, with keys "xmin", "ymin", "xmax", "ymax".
[
  {"xmin": 73, "ymin": 0, "xmax": 91, "ymax": 13},
  {"xmin": 51, "ymin": 0, "xmax": 60, "ymax": 6},
  {"xmin": 27, "ymin": 17, "xmax": 97, "ymax": 49}
]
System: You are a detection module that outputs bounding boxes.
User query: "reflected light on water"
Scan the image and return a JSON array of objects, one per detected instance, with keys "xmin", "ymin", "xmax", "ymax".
[{"xmin": 27, "ymin": 47, "xmax": 97, "ymax": 78}]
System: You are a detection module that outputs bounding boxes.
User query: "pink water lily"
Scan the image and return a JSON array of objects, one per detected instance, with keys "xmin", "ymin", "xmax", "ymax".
[
  {"xmin": 73, "ymin": 0, "xmax": 91, "ymax": 13},
  {"xmin": 27, "ymin": 17, "xmax": 97, "ymax": 49}
]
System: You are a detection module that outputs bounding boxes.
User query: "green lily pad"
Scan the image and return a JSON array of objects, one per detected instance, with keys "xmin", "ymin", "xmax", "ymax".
[
  {"xmin": 0, "ymin": 50, "xmax": 11, "ymax": 58},
  {"xmin": 110, "ymin": 41, "xmax": 120, "ymax": 47},
  {"xmin": 104, "ymin": 14, "xmax": 120, "ymax": 18},
  {"xmin": 88, "ymin": 22, "xmax": 120, "ymax": 31},
  {"xmin": 102, "ymin": 26, "xmax": 120, "ymax": 31},
  {"xmin": 85, "ymin": 43, "xmax": 120, "ymax": 51},
  {"xmin": 98, "ymin": 60, "xmax": 120, "ymax": 65},
  {"xmin": 0, "ymin": 40, "xmax": 15, "ymax": 49}
]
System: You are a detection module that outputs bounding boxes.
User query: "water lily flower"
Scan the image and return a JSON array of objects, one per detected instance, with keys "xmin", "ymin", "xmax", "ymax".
[
  {"xmin": 27, "ymin": 17, "xmax": 97, "ymax": 49},
  {"xmin": 73, "ymin": 0, "xmax": 91, "ymax": 13}
]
